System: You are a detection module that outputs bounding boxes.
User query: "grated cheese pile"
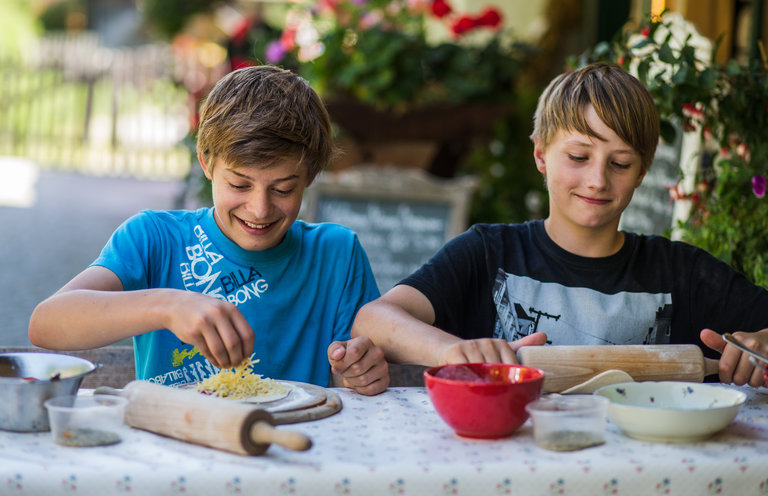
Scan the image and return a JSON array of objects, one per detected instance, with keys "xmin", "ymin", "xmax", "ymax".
[{"xmin": 197, "ymin": 356, "xmax": 286, "ymax": 400}]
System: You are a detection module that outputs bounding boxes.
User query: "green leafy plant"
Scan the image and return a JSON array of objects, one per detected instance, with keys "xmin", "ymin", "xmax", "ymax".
[
  {"xmin": 572, "ymin": 11, "xmax": 768, "ymax": 288},
  {"xmin": 262, "ymin": 0, "xmax": 534, "ymax": 112}
]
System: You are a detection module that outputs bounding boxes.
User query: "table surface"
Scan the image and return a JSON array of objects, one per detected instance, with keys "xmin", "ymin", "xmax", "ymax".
[{"xmin": 2, "ymin": 386, "xmax": 767, "ymax": 496}]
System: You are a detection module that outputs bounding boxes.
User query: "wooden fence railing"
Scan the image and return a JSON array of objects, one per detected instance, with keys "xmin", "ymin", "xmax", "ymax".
[{"xmin": 0, "ymin": 32, "xmax": 195, "ymax": 179}]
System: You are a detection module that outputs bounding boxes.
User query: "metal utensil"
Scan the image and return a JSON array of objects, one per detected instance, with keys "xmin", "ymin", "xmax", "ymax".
[
  {"xmin": 723, "ymin": 333, "xmax": 768, "ymax": 367},
  {"xmin": 0, "ymin": 353, "xmax": 98, "ymax": 432}
]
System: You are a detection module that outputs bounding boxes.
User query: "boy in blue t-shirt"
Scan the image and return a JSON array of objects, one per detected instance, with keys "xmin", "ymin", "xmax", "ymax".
[{"xmin": 29, "ymin": 65, "xmax": 389, "ymax": 395}]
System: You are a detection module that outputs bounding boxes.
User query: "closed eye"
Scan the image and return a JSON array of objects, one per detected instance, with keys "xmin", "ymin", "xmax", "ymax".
[
  {"xmin": 272, "ymin": 187, "xmax": 295, "ymax": 195},
  {"xmin": 568, "ymin": 154, "xmax": 587, "ymax": 162},
  {"xmin": 611, "ymin": 161, "xmax": 632, "ymax": 169}
]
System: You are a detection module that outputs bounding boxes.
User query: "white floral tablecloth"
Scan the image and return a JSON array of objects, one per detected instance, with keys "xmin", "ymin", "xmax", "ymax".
[{"xmin": 1, "ymin": 386, "xmax": 767, "ymax": 496}]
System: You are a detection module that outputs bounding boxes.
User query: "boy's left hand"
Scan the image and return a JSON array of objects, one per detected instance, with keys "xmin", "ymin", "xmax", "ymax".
[
  {"xmin": 700, "ymin": 328, "xmax": 768, "ymax": 387},
  {"xmin": 328, "ymin": 336, "xmax": 389, "ymax": 395}
]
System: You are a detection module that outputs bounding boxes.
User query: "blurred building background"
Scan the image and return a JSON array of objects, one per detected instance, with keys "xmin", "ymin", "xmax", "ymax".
[{"xmin": 1, "ymin": 0, "xmax": 764, "ymax": 182}]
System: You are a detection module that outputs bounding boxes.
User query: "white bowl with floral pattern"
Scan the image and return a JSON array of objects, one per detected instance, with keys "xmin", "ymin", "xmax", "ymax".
[{"xmin": 594, "ymin": 381, "xmax": 746, "ymax": 443}]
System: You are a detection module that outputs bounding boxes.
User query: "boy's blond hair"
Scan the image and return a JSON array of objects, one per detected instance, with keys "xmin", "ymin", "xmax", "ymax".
[
  {"xmin": 196, "ymin": 65, "xmax": 336, "ymax": 181},
  {"xmin": 531, "ymin": 62, "xmax": 660, "ymax": 171}
]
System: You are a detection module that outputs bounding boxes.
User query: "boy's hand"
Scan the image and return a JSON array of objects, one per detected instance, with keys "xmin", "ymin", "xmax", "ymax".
[
  {"xmin": 700, "ymin": 328, "xmax": 768, "ymax": 387},
  {"xmin": 328, "ymin": 336, "xmax": 389, "ymax": 396},
  {"xmin": 437, "ymin": 332, "xmax": 548, "ymax": 365},
  {"xmin": 164, "ymin": 290, "xmax": 255, "ymax": 369}
]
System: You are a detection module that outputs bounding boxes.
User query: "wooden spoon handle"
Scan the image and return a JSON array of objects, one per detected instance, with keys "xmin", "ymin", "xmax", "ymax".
[{"xmin": 250, "ymin": 422, "xmax": 312, "ymax": 451}]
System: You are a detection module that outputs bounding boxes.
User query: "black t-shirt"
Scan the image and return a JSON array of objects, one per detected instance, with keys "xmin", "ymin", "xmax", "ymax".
[{"xmin": 401, "ymin": 220, "xmax": 768, "ymax": 359}]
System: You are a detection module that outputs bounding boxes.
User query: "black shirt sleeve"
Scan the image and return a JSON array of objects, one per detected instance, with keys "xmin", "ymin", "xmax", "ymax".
[{"xmin": 399, "ymin": 226, "xmax": 497, "ymax": 339}]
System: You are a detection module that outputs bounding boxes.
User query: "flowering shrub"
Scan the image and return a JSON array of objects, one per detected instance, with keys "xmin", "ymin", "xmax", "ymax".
[
  {"xmin": 571, "ymin": 11, "xmax": 768, "ymax": 288},
  {"xmin": 262, "ymin": 0, "xmax": 533, "ymax": 111}
]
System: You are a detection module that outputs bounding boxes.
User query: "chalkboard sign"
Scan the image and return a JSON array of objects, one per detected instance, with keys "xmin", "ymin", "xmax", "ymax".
[{"xmin": 303, "ymin": 167, "xmax": 477, "ymax": 293}]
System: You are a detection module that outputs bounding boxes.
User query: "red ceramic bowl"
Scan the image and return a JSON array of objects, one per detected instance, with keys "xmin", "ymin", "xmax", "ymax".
[{"xmin": 424, "ymin": 363, "xmax": 545, "ymax": 439}]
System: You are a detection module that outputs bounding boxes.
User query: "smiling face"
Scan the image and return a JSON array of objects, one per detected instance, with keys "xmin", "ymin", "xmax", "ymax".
[
  {"xmin": 203, "ymin": 158, "xmax": 309, "ymax": 251},
  {"xmin": 534, "ymin": 104, "xmax": 647, "ymax": 255}
]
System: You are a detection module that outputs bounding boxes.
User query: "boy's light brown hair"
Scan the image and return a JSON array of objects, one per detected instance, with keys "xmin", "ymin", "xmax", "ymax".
[
  {"xmin": 196, "ymin": 65, "xmax": 336, "ymax": 181},
  {"xmin": 530, "ymin": 62, "xmax": 660, "ymax": 172}
]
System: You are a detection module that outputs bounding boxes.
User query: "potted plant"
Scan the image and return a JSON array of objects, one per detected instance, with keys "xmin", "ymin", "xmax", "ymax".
[
  {"xmin": 572, "ymin": 11, "xmax": 768, "ymax": 288},
  {"xmin": 255, "ymin": 0, "xmax": 535, "ymax": 177}
]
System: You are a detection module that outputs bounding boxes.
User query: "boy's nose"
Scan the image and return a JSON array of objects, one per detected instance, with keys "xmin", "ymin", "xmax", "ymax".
[
  {"xmin": 585, "ymin": 162, "xmax": 609, "ymax": 189},
  {"xmin": 246, "ymin": 190, "xmax": 272, "ymax": 219}
]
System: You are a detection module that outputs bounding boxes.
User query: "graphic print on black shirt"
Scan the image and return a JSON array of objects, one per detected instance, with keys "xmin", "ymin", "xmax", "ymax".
[{"xmin": 491, "ymin": 268, "xmax": 673, "ymax": 345}]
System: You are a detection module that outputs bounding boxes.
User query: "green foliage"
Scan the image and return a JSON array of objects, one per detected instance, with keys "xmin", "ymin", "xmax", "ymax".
[
  {"xmin": 461, "ymin": 87, "xmax": 548, "ymax": 224},
  {"xmin": 138, "ymin": 0, "xmax": 218, "ymax": 39},
  {"xmin": 572, "ymin": 11, "xmax": 768, "ymax": 288},
  {"xmin": 269, "ymin": 0, "xmax": 534, "ymax": 112}
]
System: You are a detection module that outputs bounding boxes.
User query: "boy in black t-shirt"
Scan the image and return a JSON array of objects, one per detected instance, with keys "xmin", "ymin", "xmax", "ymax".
[{"xmin": 352, "ymin": 62, "xmax": 768, "ymax": 388}]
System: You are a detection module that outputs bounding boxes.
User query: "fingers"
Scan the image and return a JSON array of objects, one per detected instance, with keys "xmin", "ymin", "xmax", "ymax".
[
  {"xmin": 327, "ymin": 341, "xmax": 346, "ymax": 362},
  {"xmin": 202, "ymin": 308, "xmax": 255, "ymax": 369},
  {"xmin": 342, "ymin": 360, "xmax": 390, "ymax": 396},
  {"xmin": 510, "ymin": 331, "xmax": 548, "ymax": 350},
  {"xmin": 441, "ymin": 338, "xmax": 522, "ymax": 365},
  {"xmin": 700, "ymin": 328, "xmax": 726, "ymax": 354},
  {"xmin": 329, "ymin": 336, "xmax": 370, "ymax": 375},
  {"xmin": 169, "ymin": 296, "xmax": 254, "ymax": 369},
  {"xmin": 726, "ymin": 332, "xmax": 766, "ymax": 387},
  {"xmin": 460, "ymin": 339, "xmax": 504, "ymax": 363},
  {"xmin": 330, "ymin": 337, "xmax": 390, "ymax": 395},
  {"xmin": 703, "ymin": 329, "xmax": 767, "ymax": 387}
]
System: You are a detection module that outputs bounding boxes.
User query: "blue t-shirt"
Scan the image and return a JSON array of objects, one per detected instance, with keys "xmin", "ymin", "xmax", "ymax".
[{"xmin": 92, "ymin": 208, "xmax": 380, "ymax": 387}]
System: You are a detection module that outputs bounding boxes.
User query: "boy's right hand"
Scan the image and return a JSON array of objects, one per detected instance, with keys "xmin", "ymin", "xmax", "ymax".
[
  {"xmin": 163, "ymin": 290, "xmax": 255, "ymax": 369},
  {"xmin": 437, "ymin": 332, "xmax": 548, "ymax": 365}
]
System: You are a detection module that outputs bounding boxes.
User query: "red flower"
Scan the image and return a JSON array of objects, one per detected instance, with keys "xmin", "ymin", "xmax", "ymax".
[
  {"xmin": 641, "ymin": 26, "xmax": 651, "ymax": 37},
  {"xmin": 431, "ymin": 0, "xmax": 452, "ymax": 18},
  {"xmin": 451, "ymin": 15, "xmax": 476, "ymax": 36},
  {"xmin": 681, "ymin": 102, "xmax": 697, "ymax": 114},
  {"xmin": 474, "ymin": 7, "xmax": 502, "ymax": 28},
  {"xmin": 230, "ymin": 55, "xmax": 255, "ymax": 71},
  {"xmin": 230, "ymin": 18, "xmax": 253, "ymax": 46},
  {"xmin": 280, "ymin": 26, "xmax": 298, "ymax": 51}
]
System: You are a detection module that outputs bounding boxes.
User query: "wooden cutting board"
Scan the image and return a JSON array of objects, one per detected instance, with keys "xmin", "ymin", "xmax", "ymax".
[
  {"xmin": 518, "ymin": 344, "xmax": 720, "ymax": 393},
  {"xmin": 175, "ymin": 379, "xmax": 342, "ymax": 424},
  {"xmin": 266, "ymin": 381, "xmax": 342, "ymax": 425}
]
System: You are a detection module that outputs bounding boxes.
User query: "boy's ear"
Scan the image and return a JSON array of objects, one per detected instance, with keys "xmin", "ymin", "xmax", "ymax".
[
  {"xmin": 635, "ymin": 165, "xmax": 648, "ymax": 188},
  {"xmin": 533, "ymin": 139, "xmax": 547, "ymax": 175},
  {"xmin": 198, "ymin": 152, "xmax": 212, "ymax": 180}
]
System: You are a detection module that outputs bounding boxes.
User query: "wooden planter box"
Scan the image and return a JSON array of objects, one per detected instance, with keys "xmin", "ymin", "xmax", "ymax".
[{"xmin": 325, "ymin": 100, "xmax": 513, "ymax": 177}]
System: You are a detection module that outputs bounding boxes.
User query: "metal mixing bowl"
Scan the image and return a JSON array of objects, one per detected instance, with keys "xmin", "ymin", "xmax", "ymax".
[{"xmin": 0, "ymin": 352, "xmax": 98, "ymax": 432}]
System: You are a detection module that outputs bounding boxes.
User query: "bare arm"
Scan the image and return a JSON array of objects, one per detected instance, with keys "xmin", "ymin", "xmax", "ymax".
[
  {"xmin": 351, "ymin": 285, "xmax": 547, "ymax": 367},
  {"xmin": 28, "ymin": 266, "xmax": 254, "ymax": 369}
]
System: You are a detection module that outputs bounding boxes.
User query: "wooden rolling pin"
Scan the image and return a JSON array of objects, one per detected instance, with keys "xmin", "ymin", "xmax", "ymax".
[
  {"xmin": 96, "ymin": 381, "xmax": 312, "ymax": 455},
  {"xmin": 518, "ymin": 344, "xmax": 720, "ymax": 393}
]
